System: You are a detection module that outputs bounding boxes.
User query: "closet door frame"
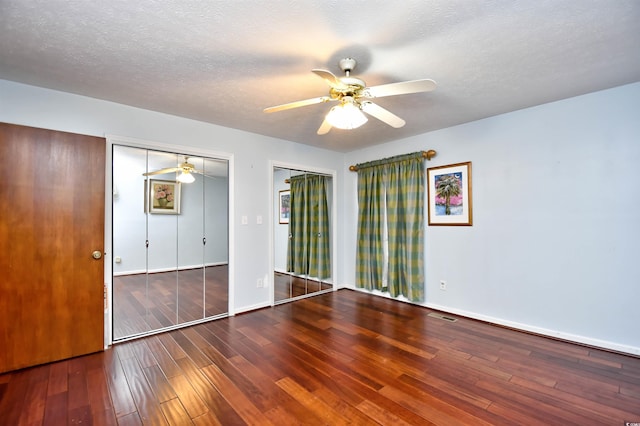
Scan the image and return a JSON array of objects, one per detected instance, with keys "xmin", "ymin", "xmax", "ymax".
[
  {"xmin": 269, "ymin": 160, "xmax": 337, "ymax": 306},
  {"xmin": 106, "ymin": 135, "xmax": 234, "ymax": 344}
]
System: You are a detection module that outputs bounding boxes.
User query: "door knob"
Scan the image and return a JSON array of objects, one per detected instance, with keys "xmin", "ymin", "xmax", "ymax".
[{"xmin": 92, "ymin": 250, "xmax": 103, "ymax": 260}]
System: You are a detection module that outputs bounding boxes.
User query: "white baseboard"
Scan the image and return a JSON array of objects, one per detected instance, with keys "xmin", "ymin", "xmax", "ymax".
[
  {"xmin": 113, "ymin": 262, "xmax": 228, "ymax": 277},
  {"xmin": 346, "ymin": 286, "xmax": 640, "ymax": 356},
  {"xmin": 424, "ymin": 302, "xmax": 640, "ymax": 357},
  {"xmin": 235, "ymin": 301, "xmax": 271, "ymax": 315}
]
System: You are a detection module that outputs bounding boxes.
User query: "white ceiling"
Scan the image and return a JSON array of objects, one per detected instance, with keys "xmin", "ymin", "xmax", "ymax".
[{"xmin": 1, "ymin": 1, "xmax": 639, "ymax": 152}]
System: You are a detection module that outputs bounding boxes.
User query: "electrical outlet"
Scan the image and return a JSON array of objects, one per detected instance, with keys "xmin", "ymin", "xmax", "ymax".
[
  {"xmin": 257, "ymin": 278, "xmax": 263, "ymax": 288},
  {"xmin": 440, "ymin": 280, "xmax": 447, "ymax": 291}
]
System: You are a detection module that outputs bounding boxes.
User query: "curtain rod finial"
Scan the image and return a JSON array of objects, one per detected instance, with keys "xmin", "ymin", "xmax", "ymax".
[
  {"xmin": 349, "ymin": 165, "xmax": 358, "ymax": 172},
  {"xmin": 425, "ymin": 150, "xmax": 437, "ymax": 161}
]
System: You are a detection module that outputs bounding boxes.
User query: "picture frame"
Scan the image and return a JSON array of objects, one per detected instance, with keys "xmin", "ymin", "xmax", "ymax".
[
  {"xmin": 427, "ymin": 161, "xmax": 472, "ymax": 226},
  {"xmin": 146, "ymin": 179, "xmax": 181, "ymax": 214},
  {"xmin": 279, "ymin": 190, "xmax": 290, "ymax": 224}
]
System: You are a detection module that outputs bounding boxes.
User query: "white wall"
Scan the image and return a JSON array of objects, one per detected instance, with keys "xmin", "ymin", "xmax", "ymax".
[
  {"xmin": 343, "ymin": 82, "xmax": 640, "ymax": 355},
  {"xmin": 0, "ymin": 79, "xmax": 345, "ymax": 316}
]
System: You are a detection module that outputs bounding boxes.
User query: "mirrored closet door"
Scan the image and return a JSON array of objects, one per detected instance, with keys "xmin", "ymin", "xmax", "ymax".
[
  {"xmin": 274, "ymin": 167, "xmax": 333, "ymax": 303},
  {"xmin": 112, "ymin": 145, "xmax": 229, "ymax": 340}
]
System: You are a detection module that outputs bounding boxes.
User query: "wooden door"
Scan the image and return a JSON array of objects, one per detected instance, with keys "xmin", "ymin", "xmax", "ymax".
[{"xmin": 0, "ymin": 123, "xmax": 105, "ymax": 373}]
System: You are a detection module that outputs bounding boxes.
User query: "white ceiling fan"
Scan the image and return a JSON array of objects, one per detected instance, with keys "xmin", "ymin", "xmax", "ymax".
[
  {"xmin": 142, "ymin": 157, "xmax": 214, "ymax": 183},
  {"xmin": 264, "ymin": 58, "xmax": 436, "ymax": 134}
]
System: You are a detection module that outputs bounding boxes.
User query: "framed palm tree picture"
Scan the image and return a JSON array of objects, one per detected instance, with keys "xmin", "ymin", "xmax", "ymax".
[
  {"xmin": 279, "ymin": 190, "xmax": 290, "ymax": 224},
  {"xmin": 427, "ymin": 162, "xmax": 472, "ymax": 225}
]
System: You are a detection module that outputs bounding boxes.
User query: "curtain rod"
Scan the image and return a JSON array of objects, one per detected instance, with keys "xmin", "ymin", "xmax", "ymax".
[
  {"xmin": 283, "ymin": 172, "xmax": 332, "ymax": 184},
  {"xmin": 348, "ymin": 150, "xmax": 437, "ymax": 172}
]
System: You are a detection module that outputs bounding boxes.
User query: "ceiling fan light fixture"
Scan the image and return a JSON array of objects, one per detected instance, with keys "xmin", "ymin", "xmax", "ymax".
[
  {"xmin": 326, "ymin": 99, "xmax": 368, "ymax": 130},
  {"xmin": 176, "ymin": 171, "xmax": 195, "ymax": 183},
  {"xmin": 264, "ymin": 57, "xmax": 436, "ymax": 134}
]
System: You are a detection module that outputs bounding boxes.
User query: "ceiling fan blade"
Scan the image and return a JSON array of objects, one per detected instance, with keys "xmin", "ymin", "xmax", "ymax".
[
  {"xmin": 365, "ymin": 79, "xmax": 436, "ymax": 98},
  {"xmin": 317, "ymin": 118, "xmax": 332, "ymax": 135},
  {"xmin": 312, "ymin": 69, "xmax": 348, "ymax": 90},
  {"xmin": 143, "ymin": 167, "xmax": 180, "ymax": 176},
  {"xmin": 193, "ymin": 169, "xmax": 220, "ymax": 179},
  {"xmin": 264, "ymin": 96, "xmax": 331, "ymax": 113},
  {"xmin": 361, "ymin": 102, "xmax": 406, "ymax": 128}
]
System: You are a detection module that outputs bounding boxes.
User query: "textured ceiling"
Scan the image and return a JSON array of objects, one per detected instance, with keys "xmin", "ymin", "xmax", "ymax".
[{"xmin": 1, "ymin": 1, "xmax": 639, "ymax": 152}]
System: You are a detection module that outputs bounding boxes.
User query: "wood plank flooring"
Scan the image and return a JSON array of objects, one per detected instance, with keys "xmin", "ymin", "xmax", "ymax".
[
  {"xmin": 2, "ymin": 289, "xmax": 640, "ymax": 425},
  {"xmin": 113, "ymin": 266, "xmax": 228, "ymax": 340},
  {"xmin": 113, "ymin": 268, "xmax": 330, "ymax": 340},
  {"xmin": 274, "ymin": 272, "xmax": 333, "ymax": 302}
]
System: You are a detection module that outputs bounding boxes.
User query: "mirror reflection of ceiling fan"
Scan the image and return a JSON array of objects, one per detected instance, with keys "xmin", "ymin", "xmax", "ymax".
[
  {"xmin": 142, "ymin": 157, "xmax": 215, "ymax": 183},
  {"xmin": 264, "ymin": 57, "xmax": 436, "ymax": 134}
]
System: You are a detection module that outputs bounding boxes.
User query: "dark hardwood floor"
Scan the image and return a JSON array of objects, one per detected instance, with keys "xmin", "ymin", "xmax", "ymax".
[
  {"xmin": 113, "ymin": 266, "xmax": 229, "ymax": 340},
  {"xmin": 113, "ymin": 267, "xmax": 330, "ymax": 340},
  {"xmin": 1, "ymin": 289, "xmax": 639, "ymax": 425},
  {"xmin": 274, "ymin": 272, "xmax": 333, "ymax": 302}
]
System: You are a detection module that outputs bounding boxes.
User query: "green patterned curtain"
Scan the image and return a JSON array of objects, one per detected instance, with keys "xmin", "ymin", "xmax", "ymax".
[
  {"xmin": 356, "ymin": 152, "xmax": 425, "ymax": 302},
  {"xmin": 287, "ymin": 175, "xmax": 307, "ymax": 274},
  {"xmin": 355, "ymin": 167, "xmax": 385, "ymax": 292},
  {"xmin": 287, "ymin": 174, "xmax": 331, "ymax": 279}
]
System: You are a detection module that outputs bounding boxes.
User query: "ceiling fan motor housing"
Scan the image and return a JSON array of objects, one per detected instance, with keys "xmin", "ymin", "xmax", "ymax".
[
  {"xmin": 181, "ymin": 162, "xmax": 195, "ymax": 172},
  {"xmin": 335, "ymin": 58, "xmax": 366, "ymax": 99}
]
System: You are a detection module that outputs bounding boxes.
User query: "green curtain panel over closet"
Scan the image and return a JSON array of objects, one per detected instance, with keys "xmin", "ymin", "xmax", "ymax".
[
  {"xmin": 287, "ymin": 174, "xmax": 331, "ymax": 279},
  {"xmin": 356, "ymin": 152, "xmax": 425, "ymax": 302}
]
